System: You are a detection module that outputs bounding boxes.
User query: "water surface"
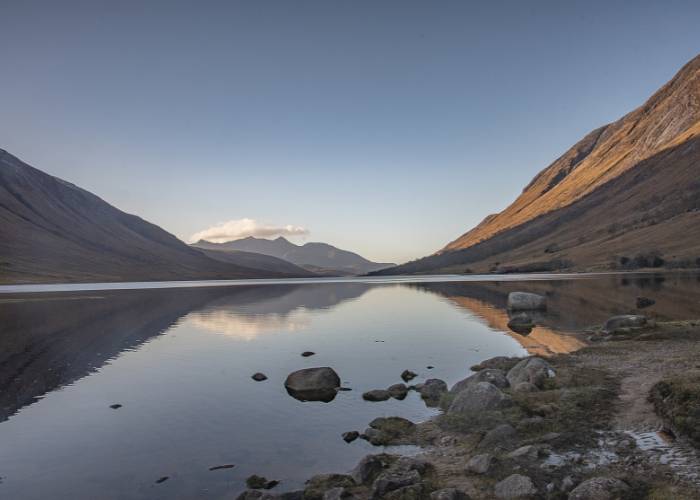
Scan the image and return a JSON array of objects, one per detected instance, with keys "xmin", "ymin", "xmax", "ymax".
[{"xmin": 1, "ymin": 273, "xmax": 699, "ymax": 499}]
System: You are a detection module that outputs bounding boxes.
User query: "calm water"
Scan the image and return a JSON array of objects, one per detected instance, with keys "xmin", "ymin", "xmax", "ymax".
[{"xmin": 1, "ymin": 273, "xmax": 699, "ymax": 499}]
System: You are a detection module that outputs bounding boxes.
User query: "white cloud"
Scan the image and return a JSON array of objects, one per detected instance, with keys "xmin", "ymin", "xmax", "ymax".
[{"xmin": 188, "ymin": 218, "xmax": 309, "ymax": 244}]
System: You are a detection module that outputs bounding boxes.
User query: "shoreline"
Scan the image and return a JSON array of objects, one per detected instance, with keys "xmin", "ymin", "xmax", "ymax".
[{"xmin": 243, "ymin": 318, "xmax": 700, "ymax": 500}]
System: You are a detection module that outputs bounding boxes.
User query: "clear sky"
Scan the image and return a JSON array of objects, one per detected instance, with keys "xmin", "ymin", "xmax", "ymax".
[{"xmin": 1, "ymin": 1, "xmax": 699, "ymax": 264}]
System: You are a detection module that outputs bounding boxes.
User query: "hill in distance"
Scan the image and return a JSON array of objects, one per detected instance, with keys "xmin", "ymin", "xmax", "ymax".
[
  {"xmin": 375, "ymin": 53, "xmax": 700, "ymax": 276},
  {"xmin": 193, "ymin": 237, "xmax": 394, "ymax": 275},
  {"xmin": 0, "ymin": 150, "xmax": 311, "ymax": 284}
]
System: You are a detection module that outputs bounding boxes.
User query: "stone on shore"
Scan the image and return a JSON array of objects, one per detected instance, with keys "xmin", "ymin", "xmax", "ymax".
[
  {"xmin": 363, "ymin": 389, "xmax": 392, "ymax": 402},
  {"xmin": 465, "ymin": 453, "xmax": 494, "ymax": 475},
  {"xmin": 448, "ymin": 382, "xmax": 513, "ymax": 414},
  {"xmin": 430, "ymin": 488, "xmax": 470, "ymax": 500},
  {"xmin": 494, "ymin": 474, "xmax": 537, "ymax": 499},
  {"xmin": 506, "ymin": 357, "xmax": 554, "ymax": 388},
  {"xmin": 236, "ymin": 490, "xmax": 276, "ymax": 500},
  {"xmin": 450, "ymin": 369, "xmax": 509, "ymax": 394},
  {"xmin": 568, "ymin": 477, "xmax": 629, "ymax": 500},
  {"xmin": 478, "ymin": 424, "xmax": 517, "ymax": 451},
  {"xmin": 351, "ymin": 454, "xmax": 396, "ymax": 484},
  {"xmin": 636, "ymin": 297, "xmax": 655, "ymax": 309},
  {"xmin": 603, "ymin": 315, "xmax": 647, "ymax": 333},
  {"xmin": 470, "ymin": 356, "xmax": 522, "ymax": 372},
  {"xmin": 323, "ymin": 487, "xmax": 356, "ymax": 500},
  {"xmin": 304, "ymin": 474, "xmax": 356, "ymax": 500},
  {"xmin": 361, "ymin": 417, "xmax": 416, "ymax": 446},
  {"xmin": 507, "ymin": 313, "xmax": 534, "ymax": 334},
  {"xmin": 417, "ymin": 379, "xmax": 448, "ymax": 402},
  {"xmin": 507, "ymin": 292, "xmax": 547, "ymax": 311}
]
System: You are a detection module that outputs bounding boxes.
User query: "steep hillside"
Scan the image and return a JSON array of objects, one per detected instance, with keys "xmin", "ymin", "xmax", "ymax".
[
  {"xmin": 196, "ymin": 236, "xmax": 394, "ymax": 275},
  {"xmin": 375, "ymin": 53, "xmax": 700, "ymax": 275},
  {"xmin": 0, "ymin": 150, "xmax": 307, "ymax": 283},
  {"xmin": 194, "ymin": 246, "xmax": 316, "ymax": 276}
]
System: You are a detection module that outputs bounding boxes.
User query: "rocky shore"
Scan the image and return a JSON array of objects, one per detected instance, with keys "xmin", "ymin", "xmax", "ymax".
[{"xmin": 239, "ymin": 293, "xmax": 700, "ymax": 500}]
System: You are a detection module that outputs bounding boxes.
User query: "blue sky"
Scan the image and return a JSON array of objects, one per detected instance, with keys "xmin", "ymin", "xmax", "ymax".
[{"xmin": 1, "ymin": 0, "xmax": 699, "ymax": 263}]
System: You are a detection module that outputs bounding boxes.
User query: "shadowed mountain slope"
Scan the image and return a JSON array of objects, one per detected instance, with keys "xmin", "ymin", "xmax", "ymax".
[
  {"xmin": 375, "ymin": 53, "xmax": 700, "ymax": 275},
  {"xmin": 0, "ymin": 150, "xmax": 308, "ymax": 283}
]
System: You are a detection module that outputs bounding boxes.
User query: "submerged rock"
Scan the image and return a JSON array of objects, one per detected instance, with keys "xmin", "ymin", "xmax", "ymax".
[
  {"xmin": 448, "ymin": 382, "xmax": 514, "ymax": 414},
  {"xmin": 401, "ymin": 370, "xmax": 418, "ymax": 382},
  {"xmin": 450, "ymin": 369, "xmax": 509, "ymax": 394},
  {"xmin": 285, "ymin": 367, "xmax": 340, "ymax": 402},
  {"xmin": 506, "ymin": 357, "xmax": 554, "ymax": 388},
  {"xmin": 363, "ymin": 389, "xmax": 392, "ymax": 402},
  {"xmin": 603, "ymin": 315, "xmax": 647, "ymax": 333},
  {"xmin": 507, "ymin": 292, "xmax": 547, "ymax": 311},
  {"xmin": 494, "ymin": 474, "xmax": 536, "ymax": 498},
  {"xmin": 568, "ymin": 477, "xmax": 629, "ymax": 500}
]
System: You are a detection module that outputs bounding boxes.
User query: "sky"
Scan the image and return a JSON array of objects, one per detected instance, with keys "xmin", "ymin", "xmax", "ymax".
[{"xmin": 1, "ymin": 0, "xmax": 699, "ymax": 264}]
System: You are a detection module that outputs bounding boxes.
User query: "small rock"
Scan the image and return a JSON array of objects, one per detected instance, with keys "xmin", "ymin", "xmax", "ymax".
[
  {"xmin": 448, "ymin": 382, "xmax": 514, "ymax": 414},
  {"xmin": 466, "ymin": 453, "xmax": 494, "ymax": 474},
  {"xmin": 533, "ymin": 403, "xmax": 559, "ymax": 416},
  {"xmin": 383, "ymin": 483, "xmax": 425, "ymax": 500},
  {"xmin": 506, "ymin": 445, "xmax": 540, "ymax": 460},
  {"xmin": 470, "ymin": 356, "xmax": 522, "ymax": 372},
  {"xmin": 516, "ymin": 416, "xmax": 544, "ymax": 432},
  {"xmin": 323, "ymin": 487, "xmax": 355, "ymax": 500},
  {"xmin": 252, "ymin": 373, "xmax": 268, "ymax": 382},
  {"xmin": 155, "ymin": 476, "xmax": 169, "ymax": 484},
  {"xmin": 302, "ymin": 351, "xmax": 316, "ymax": 357},
  {"xmin": 426, "ymin": 366, "xmax": 434, "ymax": 370},
  {"xmin": 388, "ymin": 383, "xmax": 409, "ymax": 400},
  {"xmin": 109, "ymin": 404, "xmax": 122, "ymax": 409},
  {"xmin": 636, "ymin": 297, "xmax": 655, "ymax": 309},
  {"xmin": 351, "ymin": 454, "xmax": 395, "ymax": 484},
  {"xmin": 362, "ymin": 389, "xmax": 392, "ymax": 402},
  {"xmin": 513, "ymin": 382, "xmax": 538, "ymax": 393},
  {"xmin": 451, "ymin": 369, "xmax": 509, "ymax": 394},
  {"xmin": 494, "ymin": 474, "xmax": 537, "ymax": 498},
  {"xmin": 304, "ymin": 474, "xmax": 355, "ymax": 500},
  {"xmin": 401, "ymin": 370, "xmax": 418, "ymax": 382},
  {"xmin": 560, "ymin": 476, "xmax": 575, "ymax": 492},
  {"xmin": 507, "ymin": 313, "xmax": 534, "ymax": 335},
  {"xmin": 417, "ymin": 379, "xmax": 448, "ymax": 402},
  {"xmin": 478, "ymin": 424, "xmax": 517, "ymax": 451},
  {"xmin": 246, "ymin": 475, "xmax": 278, "ymax": 489},
  {"xmin": 362, "ymin": 417, "xmax": 416, "ymax": 445},
  {"xmin": 342, "ymin": 431, "xmax": 360, "ymax": 443},
  {"xmin": 430, "ymin": 488, "xmax": 470, "ymax": 500},
  {"xmin": 209, "ymin": 464, "xmax": 235, "ymax": 471},
  {"xmin": 506, "ymin": 357, "xmax": 554, "ymax": 388},
  {"xmin": 568, "ymin": 477, "xmax": 629, "ymax": 500},
  {"xmin": 603, "ymin": 315, "xmax": 647, "ymax": 333},
  {"xmin": 507, "ymin": 292, "xmax": 547, "ymax": 311},
  {"xmin": 277, "ymin": 491, "xmax": 304, "ymax": 500},
  {"xmin": 236, "ymin": 490, "xmax": 275, "ymax": 500},
  {"xmin": 371, "ymin": 469, "xmax": 421, "ymax": 498}
]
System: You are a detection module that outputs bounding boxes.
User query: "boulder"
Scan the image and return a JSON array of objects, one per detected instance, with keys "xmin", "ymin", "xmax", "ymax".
[
  {"xmin": 568, "ymin": 477, "xmax": 629, "ymax": 500},
  {"xmin": 470, "ymin": 356, "xmax": 522, "ymax": 372},
  {"xmin": 246, "ymin": 475, "xmax": 279, "ymax": 490},
  {"xmin": 603, "ymin": 315, "xmax": 647, "ymax": 333},
  {"xmin": 417, "ymin": 379, "xmax": 448, "ymax": 402},
  {"xmin": 323, "ymin": 488, "xmax": 355, "ymax": 500},
  {"xmin": 382, "ymin": 484, "xmax": 425, "ymax": 500},
  {"xmin": 507, "ymin": 292, "xmax": 547, "ymax": 311},
  {"xmin": 388, "ymin": 383, "xmax": 409, "ymax": 400},
  {"xmin": 506, "ymin": 445, "xmax": 542, "ymax": 460},
  {"xmin": 448, "ymin": 382, "xmax": 513, "ymax": 414},
  {"xmin": 465, "ymin": 453, "xmax": 494, "ymax": 475},
  {"xmin": 285, "ymin": 367, "xmax": 340, "ymax": 402},
  {"xmin": 351, "ymin": 454, "xmax": 396, "ymax": 484},
  {"xmin": 362, "ymin": 417, "xmax": 416, "ymax": 446},
  {"xmin": 363, "ymin": 390, "xmax": 392, "ymax": 402},
  {"xmin": 506, "ymin": 357, "xmax": 554, "ymax": 388},
  {"xmin": 430, "ymin": 488, "xmax": 470, "ymax": 500},
  {"xmin": 478, "ymin": 424, "xmax": 517, "ymax": 451},
  {"xmin": 371, "ymin": 469, "xmax": 421, "ymax": 498},
  {"xmin": 494, "ymin": 474, "xmax": 537, "ymax": 499},
  {"xmin": 450, "ymin": 369, "xmax": 509, "ymax": 394},
  {"xmin": 636, "ymin": 297, "xmax": 655, "ymax": 309},
  {"xmin": 507, "ymin": 313, "xmax": 534, "ymax": 335},
  {"xmin": 304, "ymin": 474, "xmax": 355, "ymax": 500}
]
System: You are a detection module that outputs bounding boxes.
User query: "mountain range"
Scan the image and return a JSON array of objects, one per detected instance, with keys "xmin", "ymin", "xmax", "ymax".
[
  {"xmin": 193, "ymin": 237, "xmax": 394, "ymax": 275},
  {"xmin": 374, "ymin": 53, "xmax": 700, "ymax": 275}
]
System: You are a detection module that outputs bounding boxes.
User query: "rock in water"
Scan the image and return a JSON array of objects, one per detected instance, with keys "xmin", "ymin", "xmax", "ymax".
[
  {"xmin": 252, "ymin": 373, "xmax": 268, "ymax": 382},
  {"xmin": 506, "ymin": 357, "xmax": 554, "ymax": 388},
  {"xmin": 362, "ymin": 389, "xmax": 392, "ymax": 402},
  {"xmin": 636, "ymin": 297, "xmax": 655, "ymax": 309},
  {"xmin": 507, "ymin": 313, "xmax": 534, "ymax": 335},
  {"xmin": 494, "ymin": 474, "xmax": 537, "ymax": 498},
  {"xmin": 284, "ymin": 367, "xmax": 340, "ymax": 402},
  {"xmin": 568, "ymin": 477, "xmax": 629, "ymax": 500},
  {"xmin": 388, "ymin": 383, "xmax": 409, "ymax": 400},
  {"xmin": 401, "ymin": 370, "xmax": 418, "ymax": 382},
  {"xmin": 417, "ymin": 379, "xmax": 448, "ymax": 402},
  {"xmin": 301, "ymin": 351, "xmax": 316, "ymax": 357},
  {"xmin": 361, "ymin": 417, "xmax": 417, "ymax": 446},
  {"xmin": 603, "ymin": 315, "xmax": 647, "ymax": 333},
  {"xmin": 342, "ymin": 431, "xmax": 360, "ymax": 443},
  {"xmin": 507, "ymin": 292, "xmax": 547, "ymax": 311},
  {"xmin": 451, "ymin": 369, "xmax": 509, "ymax": 394},
  {"xmin": 448, "ymin": 382, "xmax": 514, "ymax": 414}
]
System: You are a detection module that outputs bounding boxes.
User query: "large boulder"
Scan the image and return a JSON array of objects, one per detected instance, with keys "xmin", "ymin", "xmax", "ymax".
[
  {"xmin": 568, "ymin": 477, "xmax": 629, "ymax": 500},
  {"xmin": 506, "ymin": 357, "xmax": 554, "ymax": 388},
  {"xmin": 507, "ymin": 292, "xmax": 547, "ymax": 311},
  {"xmin": 450, "ymin": 369, "xmax": 509, "ymax": 394},
  {"xmin": 448, "ymin": 382, "xmax": 513, "ymax": 414},
  {"xmin": 603, "ymin": 315, "xmax": 647, "ymax": 333},
  {"xmin": 494, "ymin": 474, "xmax": 537, "ymax": 499},
  {"xmin": 285, "ymin": 367, "xmax": 340, "ymax": 402}
]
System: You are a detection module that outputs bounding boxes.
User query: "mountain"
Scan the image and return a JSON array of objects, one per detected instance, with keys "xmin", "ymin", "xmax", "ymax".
[
  {"xmin": 0, "ymin": 150, "xmax": 310, "ymax": 283},
  {"xmin": 193, "ymin": 236, "xmax": 394, "ymax": 275},
  {"xmin": 195, "ymin": 246, "xmax": 315, "ymax": 276},
  {"xmin": 374, "ymin": 53, "xmax": 700, "ymax": 275}
]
